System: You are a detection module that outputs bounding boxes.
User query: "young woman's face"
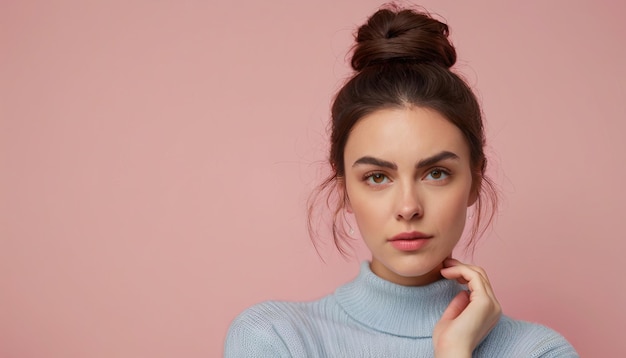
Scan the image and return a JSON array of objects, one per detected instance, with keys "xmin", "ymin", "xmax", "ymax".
[{"xmin": 343, "ymin": 106, "xmax": 477, "ymax": 286}]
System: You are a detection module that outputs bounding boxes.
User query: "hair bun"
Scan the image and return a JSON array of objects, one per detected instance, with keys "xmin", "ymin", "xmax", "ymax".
[{"xmin": 351, "ymin": 8, "xmax": 456, "ymax": 71}]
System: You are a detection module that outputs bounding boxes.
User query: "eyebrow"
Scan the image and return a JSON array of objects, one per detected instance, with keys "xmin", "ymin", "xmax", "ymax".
[
  {"xmin": 352, "ymin": 156, "xmax": 397, "ymax": 170},
  {"xmin": 352, "ymin": 151, "xmax": 460, "ymax": 170},
  {"xmin": 416, "ymin": 151, "xmax": 459, "ymax": 169}
]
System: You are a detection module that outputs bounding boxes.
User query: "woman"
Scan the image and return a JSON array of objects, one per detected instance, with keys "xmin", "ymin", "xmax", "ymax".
[{"xmin": 225, "ymin": 5, "xmax": 578, "ymax": 357}]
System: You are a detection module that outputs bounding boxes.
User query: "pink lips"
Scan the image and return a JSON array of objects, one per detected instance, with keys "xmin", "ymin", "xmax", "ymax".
[{"xmin": 388, "ymin": 231, "xmax": 432, "ymax": 252}]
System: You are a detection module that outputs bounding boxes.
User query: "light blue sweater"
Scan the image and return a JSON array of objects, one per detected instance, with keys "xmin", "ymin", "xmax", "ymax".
[{"xmin": 225, "ymin": 262, "xmax": 578, "ymax": 357}]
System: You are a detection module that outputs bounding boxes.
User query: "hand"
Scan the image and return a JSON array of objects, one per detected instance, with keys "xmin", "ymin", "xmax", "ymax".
[{"xmin": 432, "ymin": 258, "xmax": 502, "ymax": 358}]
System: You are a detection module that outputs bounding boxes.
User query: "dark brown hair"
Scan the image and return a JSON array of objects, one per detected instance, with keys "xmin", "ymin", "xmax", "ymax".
[{"xmin": 308, "ymin": 5, "xmax": 498, "ymax": 256}]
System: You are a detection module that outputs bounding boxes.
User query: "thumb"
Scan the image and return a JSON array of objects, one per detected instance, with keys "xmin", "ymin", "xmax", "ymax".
[{"xmin": 440, "ymin": 290, "xmax": 470, "ymax": 321}]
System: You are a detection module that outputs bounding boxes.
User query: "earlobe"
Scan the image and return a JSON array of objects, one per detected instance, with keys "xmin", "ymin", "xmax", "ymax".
[
  {"xmin": 344, "ymin": 189, "xmax": 353, "ymax": 213},
  {"xmin": 467, "ymin": 174, "xmax": 481, "ymax": 207},
  {"xmin": 467, "ymin": 190, "xmax": 478, "ymax": 207}
]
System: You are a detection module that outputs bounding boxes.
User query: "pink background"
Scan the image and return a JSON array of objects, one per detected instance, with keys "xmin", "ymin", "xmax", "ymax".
[{"xmin": 1, "ymin": 0, "xmax": 624, "ymax": 356}]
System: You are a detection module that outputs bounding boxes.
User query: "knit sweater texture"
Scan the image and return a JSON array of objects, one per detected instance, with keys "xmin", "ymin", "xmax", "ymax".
[{"xmin": 224, "ymin": 262, "xmax": 578, "ymax": 357}]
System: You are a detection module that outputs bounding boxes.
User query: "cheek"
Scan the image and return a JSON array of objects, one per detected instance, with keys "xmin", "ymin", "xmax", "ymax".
[
  {"xmin": 346, "ymin": 187, "xmax": 388, "ymax": 232},
  {"xmin": 349, "ymin": 193, "xmax": 380, "ymax": 224},
  {"xmin": 429, "ymin": 188, "xmax": 470, "ymax": 231}
]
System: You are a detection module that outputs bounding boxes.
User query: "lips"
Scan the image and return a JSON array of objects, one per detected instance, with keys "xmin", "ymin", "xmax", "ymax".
[
  {"xmin": 389, "ymin": 231, "xmax": 432, "ymax": 241},
  {"xmin": 388, "ymin": 231, "xmax": 432, "ymax": 251}
]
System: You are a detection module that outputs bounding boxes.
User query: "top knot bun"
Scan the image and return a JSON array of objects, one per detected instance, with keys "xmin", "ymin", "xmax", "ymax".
[{"xmin": 351, "ymin": 8, "xmax": 456, "ymax": 71}]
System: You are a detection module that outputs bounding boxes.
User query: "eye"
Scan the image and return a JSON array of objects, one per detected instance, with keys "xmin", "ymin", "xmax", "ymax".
[
  {"xmin": 425, "ymin": 168, "xmax": 450, "ymax": 181},
  {"xmin": 364, "ymin": 172, "xmax": 390, "ymax": 185}
]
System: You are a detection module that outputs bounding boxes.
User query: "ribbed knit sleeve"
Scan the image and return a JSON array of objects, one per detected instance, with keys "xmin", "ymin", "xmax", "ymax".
[
  {"xmin": 475, "ymin": 316, "xmax": 578, "ymax": 357},
  {"xmin": 224, "ymin": 303, "xmax": 294, "ymax": 357}
]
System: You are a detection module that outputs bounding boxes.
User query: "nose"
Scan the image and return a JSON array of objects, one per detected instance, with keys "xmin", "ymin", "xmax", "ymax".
[{"xmin": 395, "ymin": 183, "xmax": 422, "ymax": 221}]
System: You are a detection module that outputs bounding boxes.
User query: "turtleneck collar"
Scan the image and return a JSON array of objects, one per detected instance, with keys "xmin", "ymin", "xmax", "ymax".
[{"xmin": 334, "ymin": 261, "xmax": 464, "ymax": 338}]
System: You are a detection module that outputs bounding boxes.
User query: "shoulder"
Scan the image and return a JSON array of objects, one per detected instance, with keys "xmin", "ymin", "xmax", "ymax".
[
  {"xmin": 228, "ymin": 298, "xmax": 332, "ymax": 329},
  {"xmin": 478, "ymin": 315, "xmax": 579, "ymax": 357},
  {"xmin": 224, "ymin": 298, "xmax": 335, "ymax": 357}
]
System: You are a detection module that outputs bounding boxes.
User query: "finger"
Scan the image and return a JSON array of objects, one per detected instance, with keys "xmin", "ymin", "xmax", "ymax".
[
  {"xmin": 440, "ymin": 264, "xmax": 484, "ymax": 286},
  {"xmin": 443, "ymin": 258, "xmax": 490, "ymax": 282},
  {"xmin": 440, "ymin": 265, "xmax": 495, "ymax": 300},
  {"xmin": 440, "ymin": 269, "xmax": 501, "ymax": 332},
  {"xmin": 439, "ymin": 290, "xmax": 470, "ymax": 322},
  {"xmin": 469, "ymin": 265, "xmax": 489, "ymax": 282},
  {"xmin": 441, "ymin": 259, "xmax": 471, "ymax": 284},
  {"xmin": 443, "ymin": 269, "xmax": 500, "ymax": 316},
  {"xmin": 442, "ymin": 257, "xmax": 462, "ymax": 268},
  {"xmin": 440, "ymin": 260, "xmax": 497, "ymax": 303}
]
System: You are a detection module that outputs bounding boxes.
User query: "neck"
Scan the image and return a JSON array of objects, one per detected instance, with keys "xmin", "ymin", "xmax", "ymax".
[
  {"xmin": 334, "ymin": 261, "xmax": 464, "ymax": 337},
  {"xmin": 370, "ymin": 260, "xmax": 444, "ymax": 286}
]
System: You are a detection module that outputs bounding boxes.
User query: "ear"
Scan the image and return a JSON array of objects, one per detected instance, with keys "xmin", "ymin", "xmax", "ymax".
[
  {"xmin": 338, "ymin": 176, "xmax": 353, "ymax": 213},
  {"xmin": 345, "ymin": 195, "xmax": 353, "ymax": 213},
  {"xmin": 467, "ymin": 172, "xmax": 481, "ymax": 207}
]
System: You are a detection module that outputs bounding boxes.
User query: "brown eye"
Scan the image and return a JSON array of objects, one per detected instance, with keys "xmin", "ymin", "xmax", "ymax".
[
  {"xmin": 426, "ymin": 169, "xmax": 449, "ymax": 181},
  {"xmin": 366, "ymin": 173, "xmax": 389, "ymax": 185},
  {"xmin": 372, "ymin": 174, "xmax": 385, "ymax": 183}
]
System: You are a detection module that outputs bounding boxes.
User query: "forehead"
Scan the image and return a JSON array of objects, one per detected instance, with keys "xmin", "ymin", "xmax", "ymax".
[{"xmin": 344, "ymin": 106, "xmax": 470, "ymax": 162}]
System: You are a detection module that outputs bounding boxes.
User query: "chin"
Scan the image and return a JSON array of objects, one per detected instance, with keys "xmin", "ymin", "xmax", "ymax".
[
  {"xmin": 394, "ymin": 264, "xmax": 440, "ymax": 278},
  {"xmin": 376, "ymin": 256, "xmax": 444, "ymax": 285}
]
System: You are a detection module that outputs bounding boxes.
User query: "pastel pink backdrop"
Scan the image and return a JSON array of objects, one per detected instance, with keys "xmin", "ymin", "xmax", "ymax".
[{"xmin": 1, "ymin": 0, "xmax": 624, "ymax": 356}]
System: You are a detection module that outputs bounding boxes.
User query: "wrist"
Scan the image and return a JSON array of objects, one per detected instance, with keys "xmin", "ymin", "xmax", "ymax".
[{"xmin": 434, "ymin": 349, "xmax": 471, "ymax": 358}]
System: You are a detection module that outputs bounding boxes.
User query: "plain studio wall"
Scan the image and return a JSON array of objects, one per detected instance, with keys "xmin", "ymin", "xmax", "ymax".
[{"xmin": 1, "ymin": 0, "xmax": 624, "ymax": 356}]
